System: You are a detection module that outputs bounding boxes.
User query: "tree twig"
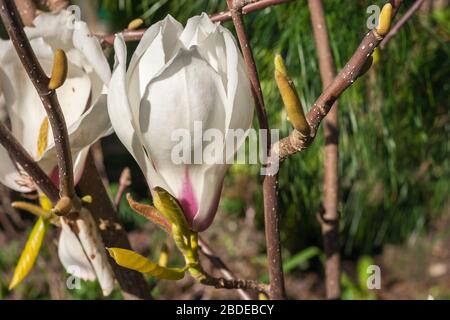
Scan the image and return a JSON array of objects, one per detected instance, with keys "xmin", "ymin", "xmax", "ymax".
[
  {"xmin": 380, "ymin": 0, "xmax": 424, "ymax": 48},
  {"xmin": 226, "ymin": 0, "xmax": 286, "ymax": 300},
  {"xmin": 98, "ymin": 0, "xmax": 294, "ymax": 47},
  {"xmin": 114, "ymin": 167, "xmax": 131, "ymax": 209},
  {"xmin": 211, "ymin": 0, "xmax": 291, "ymax": 23},
  {"xmin": 200, "ymin": 273, "xmax": 269, "ymax": 294},
  {"xmin": 198, "ymin": 237, "xmax": 252, "ymax": 300},
  {"xmin": 275, "ymin": 1, "xmax": 404, "ymax": 164},
  {"xmin": 308, "ymin": 0, "xmax": 341, "ymax": 300},
  {"xmin": 0, "ymin": 0, "xmax": 75, "ymax": 200},
  {"xmin": 0, "ymin": 123, "xmax": 60, "ymax": 203}
]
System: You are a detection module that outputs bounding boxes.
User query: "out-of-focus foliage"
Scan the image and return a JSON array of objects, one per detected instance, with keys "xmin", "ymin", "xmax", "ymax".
[
  {"xmin": 96, "ymin": 0, "xmax": 450, "ymax": 255},
  {"xmin": 341, "ymin": 255, "xmax": 377, "ymax": 300}
]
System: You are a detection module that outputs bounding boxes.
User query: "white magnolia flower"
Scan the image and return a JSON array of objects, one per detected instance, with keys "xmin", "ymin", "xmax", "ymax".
[
  {"xmin": 59, "ymin": 208, "xmax": 115, "ymax": 296},
  {"xmin": 0, "ymin": 11, "xmax": 114, "ymax": 295},
  {"xmin": 108, "ymin": 14, "xmax": 254, "ymax": 231},
  {"xmin": 0, "ymin": 10, "xmax": 111, "ymax": 192}
]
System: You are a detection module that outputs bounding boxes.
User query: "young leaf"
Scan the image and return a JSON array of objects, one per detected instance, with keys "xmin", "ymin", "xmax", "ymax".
[
  {"xmin": 152, "ymin": 187, "xmax": 190, "ymax": 233},
  {"xmin": 9, "ymin": 217, "xmax": 48, "ymax": 290},
  {"xmin": 106, "ymin": 247, "xmax": 185, "ymax": 280},
  {"xmin": 126, "ymin": 193, "xmax": 171, "ymax": 233}
]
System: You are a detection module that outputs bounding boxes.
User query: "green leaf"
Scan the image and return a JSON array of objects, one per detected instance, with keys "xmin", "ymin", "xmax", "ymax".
[
  {"xmin": 9, "ymin": 217, "xmax": 48, "ymax": 290},
  {"xmin": 152, "ymin": 187, "xmax": 190, "ymax": 234},
  {"xmin": 357, "ymin": 255, "xmax": 375, "ymax": 290},
  {"xmin": 107, "ymin": 247, "xmax": 185, "ymax": 280}
]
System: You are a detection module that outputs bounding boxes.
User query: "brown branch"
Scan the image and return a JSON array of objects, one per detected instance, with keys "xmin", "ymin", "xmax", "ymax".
[
  {"xmin": 78, "ymin": 153, "xmax": 152, "ymax": 300},
  {"xmin": 200, "ymin": 274, "xmax": 269, "ymax": 294},
  {"xmin": 98, "ymin": 0, "xmax": 294, "ymax": 47},
  {"xmin": 308, "ymin": 0, "xmax": 341, "ymax": 300},
  {"xmin": 226, "ymin": 0, "xmax": 285, "ymax": 300},
  {"xmin": 114, "ymin": 167, "xmax": 131, "ymax": 209},
  {"xmin": 0, "ymin": 123, "xmax": 60, "ymax": 203},
  {"xmin": 276, "ymin": 1, "xmax": 404, "ymax": 163},
  {"xmin": 211, "ymin": 0, "xmax": 292, "ymax": 22},
  {"xmin": 0, "ymin": 0, "xmax": 75, "ymax": 200},
  {"xmin": 198, "ymin": 237, "xmax": 252, "ymax": 300},
  {"xmin": 380, "ymin": 0, "xmax": 424, "ymax": 48}
]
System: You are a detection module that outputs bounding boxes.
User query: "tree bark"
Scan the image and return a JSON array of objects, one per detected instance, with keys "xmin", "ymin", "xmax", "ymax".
[{"xmin": 308, "ymin": 0, "xmax": 341, "ymax": 299}]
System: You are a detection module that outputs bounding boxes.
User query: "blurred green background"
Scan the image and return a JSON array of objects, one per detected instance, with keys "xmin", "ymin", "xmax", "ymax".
[{"xmin": 0, "ymin": 0, "xmax": 449, "ymax": 299}]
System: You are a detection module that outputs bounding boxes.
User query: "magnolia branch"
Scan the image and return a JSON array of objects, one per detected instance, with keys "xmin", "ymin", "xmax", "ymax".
[
  {"xmin": 200, "ymin": 273, "xmax": 269, "ymax": 294},
  {"xmin": 0, "ymin": 123, "xmax": 60, "ymax": 203},
  {"xmin": 99, "ymin": 0, "xmax": 293, "ymax": 47},
  {"xmin": 198, "ymin": 237, "xmax": 252, "ymax": 300},
  {"xmin": 211, "ymin": 0, "xmax": 291, "ymax": 22},
  {"xmin": 226, "ymin": 0, "xmax": 285, "ymax": 300},
  {"xmin": 276, "ymin": 1, "xmax": 404, "ymax": 164},
  {"xmin": 380, "ymin": 0, "xmax": 425, "ymax": 48},
  {"xmin": 0, "ymin": 0, "xmax": 75, "ymax": 200}
]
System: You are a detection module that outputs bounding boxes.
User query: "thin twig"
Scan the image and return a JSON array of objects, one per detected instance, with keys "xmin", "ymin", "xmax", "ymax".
[
  {"xmin": 211, "ymin": 0, "xmax": 291, "ymax": 22},
  {"xmin": 198, "ymin": 237, "xmax": 252, "ymax": 300},
  {"xmin": 226, "ymin": 0, "xmax": 286, "ymax": 300},
  {"xmin": 308, "ymin": 0, "xmax": 341, "ymax": 300},
  {"xmin": 200, "ymin": 273, "xmax": 269, "ymax": 294},
  {"xmin": 0, "ymin": 123, "xmax": 60, "ymax": 203},
  {"xmin": 114, "ymin": 167, "xmax": 131, "ymax": 209},
  {"xmin": 275, "ymin": 1, "xmax": 404, "ymax": 163},
  {"xmin": 380, "ymin": 0, "xmax": 424, "ymax": 48},
  {"xmin": 0, "ymin": 0, "xmax": 75, "ymax": 200},
  {"xmin": 98, "ymin": 0, "xmax": 294, "ymax": 47}
]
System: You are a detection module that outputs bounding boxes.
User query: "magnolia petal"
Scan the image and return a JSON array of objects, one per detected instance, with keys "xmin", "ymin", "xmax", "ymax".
[
  {"xmin": 52, "ymin": 60, "xmax": 91, "ymax": 129},
  {"xmin": 72, "ymin": 18, "xmax": 111, "ymax": 85},
  {"xmin": 127, "ymin": 15, "xmax": 182, "ymax": 96},
  {"xmin": 76, "ymin": 207, "xmax": 115, "ymax": 296},
  {"xmin": 179, "ymin": 13, "xmax": 218, "ymax": 49},
  {"xmin": 110, "ymin": 15, "xmax": 254, "ymax": 232},
  {"xmin": 0, "ymin": 145, "xmax": 32, "ymax": 192},
  {"xmin": 0, "ymin": 57, "xmax": 47, "ymax": 157},
  {"xmin": 190, "ymin": 165, "xmax": 228, "ymax": 232},
  {"xmin": 140, "ymin": 48, "xmax": 228, "ymax": 225},
  {"xmin": 25, "ymin": 11, "xmax": 74, "ymax": 44},
  {"xmin": 108, "ymin": 34, "xmax": 167, "ymax": 191},
  {"xmin": 58, "ymin": 218, "xmax": 96, "ymax": 282},
  {"xmin": 38, "ymin": 94, "xmax": 111, "ymax": 177},
  {"xmin": 221, "ymin": 29, "xmax": 254, "ymax": 161}
]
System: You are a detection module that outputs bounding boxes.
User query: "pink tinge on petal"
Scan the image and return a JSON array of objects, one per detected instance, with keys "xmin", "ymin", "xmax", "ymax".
[
  {"xmin": 178, "ymin": 169, "xmax": 199, "ymax": 227},
  {"xmin": 193, "ymin": 176, "xmax": 224, "ymax": 232},
  {"xmin": 49, "ymin": 163, "xmax": 85, "ymax": 189},
  {"xmin": 49, "ymin": 166, "xmax": 60, "ymax": 188}
]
